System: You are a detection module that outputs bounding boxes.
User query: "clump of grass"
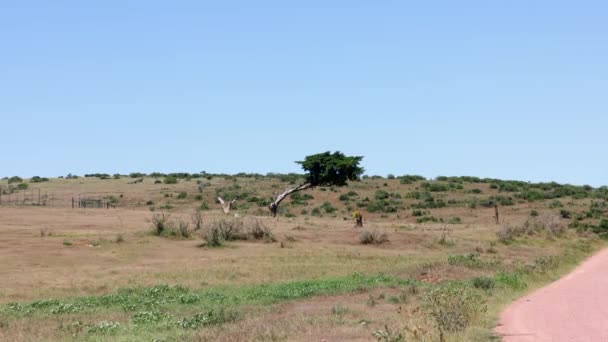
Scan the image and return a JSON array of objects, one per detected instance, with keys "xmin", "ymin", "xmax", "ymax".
[
  {"xmin": 360, "ymin": 230, "xmax": 389, "ymax": 245},
  {"xmin": 495, "ymin": 272, "xmax": 527, "ymax": 290},
  {"xmin": 63, "ymin": 240, "xmax": 73, "ymax": 246},
  {"xmin": 115, "ymin": 234, "xmax": 124, "ymax": 243},
  {"xmin": 447, "ymin": 253, "xmax": 497, "ymax": 269},
  {"xmin": 372, "ymin": 324, "xmax": 405, "ymax": 342},
  {"xmin": 437, "ymin": 230, "xmax": 454, "ymax": 246},
  {"xmin": 87, "ymin": 321, "xmax": 120, "ymax": 334},
  {"xmin": 330, "ymin": 303, "xmax": 349, "ymax": 316},
  {"xmin": 176, "ymin": 309, "xmax": 239, "ymax": 329}
]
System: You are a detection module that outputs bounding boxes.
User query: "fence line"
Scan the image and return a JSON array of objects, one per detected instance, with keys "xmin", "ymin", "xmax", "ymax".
[{"xmin": 0, "ymin": 186, "xmax": 118, "ymax": 209}]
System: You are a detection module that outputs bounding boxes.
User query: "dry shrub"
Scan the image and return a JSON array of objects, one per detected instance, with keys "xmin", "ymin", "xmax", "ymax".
[
  {"xmin": 360, "ymin": 230, "xmax": 389, "ymax": 245},
  {"xmin": 246, "ymin": 219, "xmax": 275, "ymax": 242},
  {"xmin": 151, "ymin": 212, "xmax": 172, "ymax": 236},
  {"xmin": 191, "ymin": 210, "xmax": 203, "ymax": 231},
  {"xmin": 208, "ymin": 218, "xmax": 244, "ymax": 241},
  {"xmin": 202, "ymin": 217, "xmax": 275, "ymax": 245},
  {"xmin": 497, "ymin": 214, "xmax": 567, "ymax": 243}
]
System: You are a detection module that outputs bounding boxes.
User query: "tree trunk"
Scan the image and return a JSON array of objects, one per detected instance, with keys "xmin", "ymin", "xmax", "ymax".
[{"xmin": 269, "ymin": 183, "xmax": 312, "ymax": 217}]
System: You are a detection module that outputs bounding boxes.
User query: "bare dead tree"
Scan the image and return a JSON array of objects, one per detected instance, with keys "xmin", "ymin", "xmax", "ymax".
[
  {"xmin": 218, "ymin": 197, "xmax": 236, "ymax": 214},
  {"xmin": 269, "ymin": 183, "xmax": 313, "ymax": 217}
]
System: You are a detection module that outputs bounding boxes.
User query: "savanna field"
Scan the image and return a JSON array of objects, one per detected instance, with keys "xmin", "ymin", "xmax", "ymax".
[{"xmin": 1, "ymin": 173, "xmax": 608, "ymax": 341}]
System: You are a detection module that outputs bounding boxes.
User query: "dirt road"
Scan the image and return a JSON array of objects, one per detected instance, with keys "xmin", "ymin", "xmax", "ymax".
[{"xmin": 496, "ymin": 248, "xmax": 608, "ymax": 341}]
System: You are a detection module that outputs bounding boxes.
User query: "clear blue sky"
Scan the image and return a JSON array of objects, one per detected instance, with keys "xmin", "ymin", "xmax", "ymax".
[{"xmin": 1, "ymin": 1, "xmax": 606, "ymax": 186}]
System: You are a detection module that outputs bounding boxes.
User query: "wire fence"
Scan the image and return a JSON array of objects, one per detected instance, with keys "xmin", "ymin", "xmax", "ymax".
[{"xmin": 0, "ymin": 186, "xmax": 119, "ymax": 209}]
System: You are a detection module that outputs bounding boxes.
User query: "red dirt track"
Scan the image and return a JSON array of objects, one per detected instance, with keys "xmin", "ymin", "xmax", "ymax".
[{"xmin": 496, "ymin": 248, "xmax": 608, "ymax": 341}]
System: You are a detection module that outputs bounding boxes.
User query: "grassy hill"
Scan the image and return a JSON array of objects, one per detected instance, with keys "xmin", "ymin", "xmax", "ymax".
[{"xmin": 0, "ymin": 173, "xmax": 607, "ymax": 341}]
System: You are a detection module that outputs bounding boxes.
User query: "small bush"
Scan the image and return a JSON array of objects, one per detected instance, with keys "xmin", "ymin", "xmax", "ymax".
[
  {"xmin": 448, "ymin": 253, "xmax": 496, "ymax": 269},
  {"xmin": 177, "ymin": 192, "xmax": 187, "ymax": 199},
  {"xmin": 151, "ymin": 213, "xmax": 190, "ymax": 238},
  {"xmin": 559, "ymin": 209, "xmax": 571, "ymax": 219},
  {"xmin": 447, "ymin": 217, "xmax": 462, "ymax": 224},
  {"xmin": 472, "ymin": 277, "xmax": 495, "ymax": 290},
  {"xmin": 495, "ymin": 272, "xmax": 527, "ymax": 290},
  {"xmin": 530, "ymin": 210, "xmax": 539, "ymax": 217},
  {"xmin": 497, "ymin": 214, "xmax": 567, "ymax": 243},
  {"xmin": 191, "ymin": 210, "xmax": 203, "ymax": 231},
  {"xmin": 194, "ymin": 194, "xmax": 203, "ymax": 201},
  {"xmin": 177, "ymin": 220, "xmax": 191, "ymax": 238},
  {"xmin": 360, "ymin": 230, "xmax": 389, "ymax": 245},
  {"xmin": 321, "ymin": 201, "xmax": 337, "ymax": 214},
  {"xmin": 8, "ymin": 176, "xmax": 23, "ymax": 184},
  {"xmin": 30, "ymin": 176, "xmax": 49, "ymax": 183},
  {"xmin": 208, "ymin": 218, "xmax": 244, "ymax": 241},
  {"xmin": 151, "ymin": 213, "xmax": 172, "ymax": 236},
  {"xmin": 425, "ymin": 283, "xmax": 487, "ymax": 335},
  {"xmin": 246, "ymin": 220, "xmax": 275, "ymax": 242},
  {"xmin": 176, "ymin": 309, "xmax": 239, "ymax": 329},
  {"xmin": 201, "ymin": 225, "xmax": 223, "ymax": 247},
  {"xmin": 17, "ymin": 183, "xmax": 29, "ymax": 190},
  {"xmin": 164, "ymin": 176, "xmax": 178, "ymax": 184}
]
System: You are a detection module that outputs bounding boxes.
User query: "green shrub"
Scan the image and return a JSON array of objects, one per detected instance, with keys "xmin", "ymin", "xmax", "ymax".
[
  {"xmin": 194, "ymin": 194, "xmax": 203, "ymax": 201},
  {"xmin": 412, "ymin": 209, "xmax": 426, "ymax": 217},
  {"xmin": 472, "ymin": 277, "xmax": 495, "ymax": 290},
  {"xmin": 495, "ymin": 272, "xmax": 527, "ymax": 290},
  {"xmin": 592, "ymin": 219, "xmax": 608, "ymax": 239},
  {"xmin": 530, "ymin": 210, "xmax": 539, "ymax": 217},
  {"xmin": 8, "ymin": 176, "xmax": 23, "ymax": 184},
  {"xmin": 338, "ymin": 194, "xmax": 350, "ymax": 201},
  {"xmin": 375, "ymin": 190, "xmax": 389, "ymax": 200},
  {"xmin": 17, "ymin": 183, "xmax": 29, "ymax": 190},
  {"xmin": 448, "ymin": 253, "xmax": 496, "ymax": 269},
  {"xmin": 177, "ymin": 192, "xmax": 187, "ymax": 199},
  {"xmin": 421, "ymin": 182, "xmax": 449, "ymax": 192},
  {"xmin": 164, "ymin": 176, "xmax": 178, "ymax": 184},
  {"xmin": 417, "ymin": 216, "xmax": 439, "ymax": 223},
  {"xmin": 321, "ymin": 201, "xmax": 337, "ymax": 214},
  {"xmin": 399, "ymin": 175, "xmax": 425, "ymax": 184},
  {"xmin": 559, "ymin": 209, "xmax": 571, "ymax": 219},
  {"xmin": 30, "ymin": 176, "xmax": 49, "ymax": 183}
]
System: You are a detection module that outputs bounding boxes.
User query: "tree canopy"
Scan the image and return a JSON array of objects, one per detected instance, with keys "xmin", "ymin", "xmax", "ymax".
[{"xmin": 297, "ymin": 151, "xmax": 364, "ymax": 187}]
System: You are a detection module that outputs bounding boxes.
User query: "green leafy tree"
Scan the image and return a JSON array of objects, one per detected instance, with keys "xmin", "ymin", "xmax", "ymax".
[{"xmin": 269, "ymin": 151, "xmax": 364, "ymax": 216}]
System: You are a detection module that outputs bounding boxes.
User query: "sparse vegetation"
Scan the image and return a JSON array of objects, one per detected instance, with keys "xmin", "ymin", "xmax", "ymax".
[{"xmin": 0, "ymin": 172, "xmax": 605, "ymax": 341}]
